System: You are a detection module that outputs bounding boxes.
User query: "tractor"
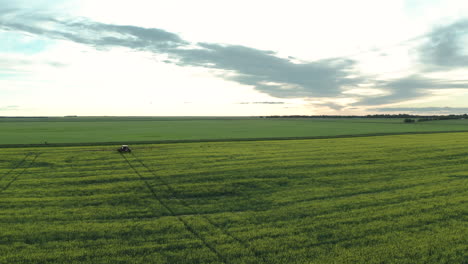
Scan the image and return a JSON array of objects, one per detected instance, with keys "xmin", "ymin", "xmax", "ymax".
[{"xmin": 117, "ymin": 145, "xmax": 132, "ymax": 153}]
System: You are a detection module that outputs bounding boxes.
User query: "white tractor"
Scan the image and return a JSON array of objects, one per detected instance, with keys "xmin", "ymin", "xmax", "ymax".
[{"xmin": 117, "ymin": 145, "xmax": 132, "ymax": 153}]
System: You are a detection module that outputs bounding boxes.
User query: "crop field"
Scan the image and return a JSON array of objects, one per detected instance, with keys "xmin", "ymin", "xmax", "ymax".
[
  {"xmin": 0, "ymin": 132, "xmax": 467, "ymax": 263},
  {"xmin": 2, "ymin": 117, "xmax": 468, "ymax": 145}
]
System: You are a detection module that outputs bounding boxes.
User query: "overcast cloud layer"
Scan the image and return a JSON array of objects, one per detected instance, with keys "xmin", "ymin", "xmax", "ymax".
[{"xmin": 2, "ymin": 3, "xmax": 468, "ymax": 114}]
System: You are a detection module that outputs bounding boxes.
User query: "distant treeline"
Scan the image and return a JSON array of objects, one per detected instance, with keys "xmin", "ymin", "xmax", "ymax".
[{"xmin": 261, "ymin": 114, "xmax": 468, "ymax": 121}]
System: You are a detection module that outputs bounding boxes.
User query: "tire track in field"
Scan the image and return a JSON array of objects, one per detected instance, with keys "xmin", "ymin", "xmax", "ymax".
[
  {"xmin": 0, "ymin": 153, "xmax": 31, "ymax": 182},
  {"xmin": 120, "ymin": 153, "xmax": 228, "ymax": 264},
  {"xmin": 0, "ymin": 153, "xmax": 40, "ymax": 193},
  {"xmin": 130, "ymin": 152, "xmax": 265, "ymax": 263}
]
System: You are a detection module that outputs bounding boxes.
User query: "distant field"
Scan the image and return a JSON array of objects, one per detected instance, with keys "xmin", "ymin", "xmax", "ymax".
[
  {"xmin": 0, "ymin": 133, "xmax": 467, "ymax": 263},
  {"xmin": 1, "ymin": 116, "xmax": 468, "ymax": 145}
]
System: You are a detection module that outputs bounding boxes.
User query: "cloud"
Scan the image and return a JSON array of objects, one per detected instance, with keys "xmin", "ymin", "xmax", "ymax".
[
  {"xmin": 4, "ymin": 9, "xmax": 467, "ymax": 110},
  {"xmin": 0, "ymin": 11, "xmax": 361, "ymax": 99},
  {"xmin": 373, "ymin": 107, "xmax": 468, "ymax": 114},
  {"xmin": 321, "ymin": 102, "xmax": 345, "ymax": 111},
  {"xmin": 419, "ymin": 19, "xmax": 468, "ymax": 69},
  {"xmin": 355, "ymin": 75, "xmax": 468, "ymax": 105},
  {"xmin": 353, "ymin": 19, "xmax": 468, "ymax": 106},
  {"xmin": 0, "ymin": 54, "xmax": 67, "ymax": 80},
  {"xmin": 172, "ymin": 43, "xmax": 361, "ymax": 98},
  {"xmin": 0, "ymin": 0, "xmax": 78, "ymax": 16},
  {"xmin": 0, "ymin": 105, "xmax": 19, "ymax": 111},
  {"xmin": 238, "ymin": 102, "xmax": 285, "ymax": 104},
  {"xmin": 352, "ymin": 19, "xmax": 468, "ymax": 107},
  {"xmin": 0, "ymin": 15, "xmax": 187, "ymax": 52},
  {"xmin": 0, "ymin": 55, "xmax": 61, "ymax": 67}
]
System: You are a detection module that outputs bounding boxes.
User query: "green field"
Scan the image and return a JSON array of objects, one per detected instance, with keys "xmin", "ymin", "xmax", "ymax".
[
  {"xmin": 2, "ymin": 116, "xmax": 468, "ymax": 145},
  {"xmin": 1, "ymin": 133, "xmax": 467, "ymax": 263}
]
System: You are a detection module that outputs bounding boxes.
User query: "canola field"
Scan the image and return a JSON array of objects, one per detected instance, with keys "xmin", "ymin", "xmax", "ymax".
[{"xmin": 0, "ymin": 133, "xmax": 467, "ymax": 263}]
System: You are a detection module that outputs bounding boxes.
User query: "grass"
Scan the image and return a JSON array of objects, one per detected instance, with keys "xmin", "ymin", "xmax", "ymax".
[
  {"xmin": 1, "ymin": 116, "xmax": 468, "ymax": 145},
  {"xmin": 0, "ymin": 132, "xmax": 467, "ymax": 263}
]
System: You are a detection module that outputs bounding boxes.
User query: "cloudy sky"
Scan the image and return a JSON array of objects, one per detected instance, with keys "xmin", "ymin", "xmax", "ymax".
[{"xmin": 2, "ymin": 0, "xmax": 468, "ymax": 116}]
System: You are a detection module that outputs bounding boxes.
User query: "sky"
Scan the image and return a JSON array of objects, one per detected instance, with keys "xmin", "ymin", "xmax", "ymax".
[{"xmin": 2, "ymin": 0, "xmax": 468, "ymax": 116}]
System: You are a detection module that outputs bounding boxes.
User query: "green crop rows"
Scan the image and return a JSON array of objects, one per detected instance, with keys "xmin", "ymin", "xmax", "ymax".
[
  {"xmin": 2, "ymin": 117, "xmax": 468, "ymax": 145},
  {"xmin": 0, "ymin": 133, "xmax": 467, "ymax": 263}
]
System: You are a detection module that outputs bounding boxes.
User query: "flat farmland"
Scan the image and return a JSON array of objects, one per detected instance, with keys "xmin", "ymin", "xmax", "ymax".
[
  {"xmin": 0, "ymin": 133, "xmax": 467, "ymax": 263},
  {"xmin": 2, "ymin": 117, "xmax": 468, "ymax": 145}
]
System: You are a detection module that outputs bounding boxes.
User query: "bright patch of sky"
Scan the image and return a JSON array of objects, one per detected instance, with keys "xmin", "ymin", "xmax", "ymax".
[
  {"xmin": 0, "ymin": 32, "xmax": 51, "ymax": 54},
  {"xmin": 1, "ymin": 0, "xmax": 468, "ymax": 116}
]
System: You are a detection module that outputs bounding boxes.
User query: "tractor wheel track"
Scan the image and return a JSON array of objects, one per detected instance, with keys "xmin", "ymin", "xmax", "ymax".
[
  {"xmin": 120, "ymin": 153, "xmax": 227, "ymax": 264},
  {"xmin": 0, "ymin": 153, "xmax": 40, "ymax": 193},
  {"xmin": 0, "ymin": 153, "xmax": 32, "ymax": 182},
  {"xmin": 130, "ymin": 152, "xmax": 265, "ymax": 262}
]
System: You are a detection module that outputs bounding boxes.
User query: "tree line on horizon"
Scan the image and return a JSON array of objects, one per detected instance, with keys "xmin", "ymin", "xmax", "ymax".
[{"xmin": 261, "ymin": 114, "xmax": 468, "ymax": 121}]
